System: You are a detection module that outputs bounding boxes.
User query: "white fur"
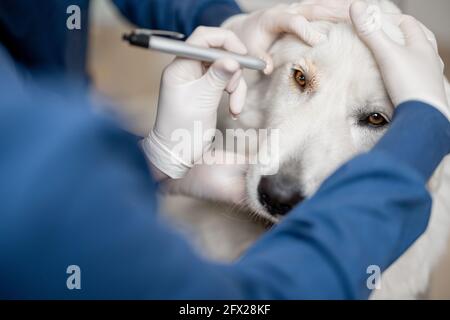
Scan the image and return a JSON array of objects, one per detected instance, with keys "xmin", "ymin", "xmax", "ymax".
[{"xmin": 163, "ymin": 0, "xmax": 450, "ymax": 299}]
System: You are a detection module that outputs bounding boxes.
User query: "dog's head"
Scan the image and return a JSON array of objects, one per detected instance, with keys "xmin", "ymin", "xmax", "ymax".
[{"xmin": 244, "ymin": 1, "xmax": 404, "ymax": 222}]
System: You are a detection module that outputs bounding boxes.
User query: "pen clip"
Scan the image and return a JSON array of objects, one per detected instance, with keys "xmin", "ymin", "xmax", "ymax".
[{"xmin": 134, "ymin": 29, "xmax": 185, "ymax": 40}]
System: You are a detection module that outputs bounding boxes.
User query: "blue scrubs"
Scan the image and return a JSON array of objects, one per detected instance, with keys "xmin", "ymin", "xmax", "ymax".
[
  {"xmin": 0, "ymin": 0, "xmax": 241, "ymax": 81},
  {"xmin": 0, "ymin": 45, "xmax": 449, "ymax": 299}
]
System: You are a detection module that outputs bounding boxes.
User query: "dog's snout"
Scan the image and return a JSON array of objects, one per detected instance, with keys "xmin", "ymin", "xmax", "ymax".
[{"xmin": 258, "ymin": 174, "xmax": 304, "ymax": 217}]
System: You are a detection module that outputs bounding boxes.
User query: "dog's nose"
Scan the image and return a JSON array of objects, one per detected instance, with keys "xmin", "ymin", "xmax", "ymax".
[{"xmin": 257, "ymin": 174, "xmax": 305, "ymax": 216}]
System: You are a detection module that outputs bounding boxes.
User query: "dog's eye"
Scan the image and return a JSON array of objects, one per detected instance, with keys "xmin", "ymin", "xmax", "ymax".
[
  {"xmin": 293, "ymin": 69, "xmax": 307, "ymax": 88},
  {"xmin": 362, "ymin": 113, "xmax": 389, "ymax": 128}
]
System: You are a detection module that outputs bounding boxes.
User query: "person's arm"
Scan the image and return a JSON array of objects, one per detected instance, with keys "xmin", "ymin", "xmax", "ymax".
[{"xmin": 111, "ymin": 0, "xmax": 241, "ymax": 36}]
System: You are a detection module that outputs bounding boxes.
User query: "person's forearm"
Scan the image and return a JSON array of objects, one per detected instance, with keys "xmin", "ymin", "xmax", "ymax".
[{"xmin": 112, "ymin": 0, "xmax": 241, "ymax": 36}]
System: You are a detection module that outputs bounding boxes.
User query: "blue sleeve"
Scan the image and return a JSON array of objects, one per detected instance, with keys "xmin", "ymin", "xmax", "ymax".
[
  {"xmin": 112, "ymin": 0, "xmax": 242, "ymax": 36},
  {"xmin": 1, "ymin": 66, "xmax": 449, "ymax": 300}
]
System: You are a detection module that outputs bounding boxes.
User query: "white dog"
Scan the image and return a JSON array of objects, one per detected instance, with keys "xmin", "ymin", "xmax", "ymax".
[{"xmin": 162, "ymin": 0, "xmax": 450, "ymax": 299}]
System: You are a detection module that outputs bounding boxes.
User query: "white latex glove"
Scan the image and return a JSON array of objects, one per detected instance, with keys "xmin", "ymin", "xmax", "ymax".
[
  {"xmin": 222, "ymin": 1, "xmax": 354, "ymax": 74},
  {"xmin": 350, "ymin": 1, "xmax": 450, "ymax": 120},
  {"xmin": 142, "ymin": 27, "xmax": 248, "ymax": 179}
]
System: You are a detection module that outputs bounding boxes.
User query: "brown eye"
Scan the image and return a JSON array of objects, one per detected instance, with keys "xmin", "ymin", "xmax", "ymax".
[
  {"xmin": 366, "ymin": 113, "xmax": 388, "ymax": 127},
  {"xmin": 293, "ymin": 69, "xmax": 307, "ymax": 88}
]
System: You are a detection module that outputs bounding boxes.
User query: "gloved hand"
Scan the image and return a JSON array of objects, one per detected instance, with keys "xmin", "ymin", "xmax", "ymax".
[
  {"xmin": 142, "ymin": 27, "xmax": 247, "ymax": 179},
  {"xmin": 350, "ymin": 1, "xmax": 450, "ymax": 120},
  {"xmin": 222, "ymin": 1, "xmax": 354, "ymax": 74}
]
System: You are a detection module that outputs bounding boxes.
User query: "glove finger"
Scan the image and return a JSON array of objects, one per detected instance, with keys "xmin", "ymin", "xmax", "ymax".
[
  {"xmin": 229, "ymin": 77, "xmax": 248, "ymax": 118},
  {"xmin": 276, "ymin": 14, "xmax": 327, "ymax": 46},
  {"xmin": 244, "ymin": 48, "xmax": 273, "ymax": 75},
  {"xmin": 413, "ymin": 20, "xmax": 444, "ymax": 71},
  {"xmin": 258, "ymin": 51, "xmax": 274, "ymax": 75},
  {"xmin": 253, "ymin": 13, "xmax": 325, "ymax": 73},
  {"xmin": 203, "ymin": 58, "xmax": 241, "ymax": 91},
  {"xmin": 290, "ymin": 3, "xmax": 351, "ymax": 22},
  {"xmin": 382, "ymin": 13, "xmax": 441, "ymax": 57},
  {"xmin": 350, "ymin": 1, "xmax": 394, "ymax": 57},
  {"xmin": 225, "ymin": 69, "xmax": 242, "ymax": 93},
  {"xmin": 399, "ymin": 15, "xmax": 441, "ymax": 61},
  {"xmin": 414, "ymin": 21, "xmax": 445, "ymax": 72},
  {"xmin": 389, "ymin": 14, "xmax": 444, "ymax": 70},
  {"xmin": 187, "ymin": 26, "xmax": 247, "ymax": 55},
  {"xmin": 417, "ymin": 21, "xmax": 439, "ymax": 52},
  {"xmin": 398, "ymin": 15, "xmax": 428, "ymax": 47},
  {"xmin": 300, "ymin": 0, "xmax": 354, "ymax": 8}
]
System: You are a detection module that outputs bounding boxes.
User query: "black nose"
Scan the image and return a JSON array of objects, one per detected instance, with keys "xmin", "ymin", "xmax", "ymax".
[{"xmin": 257, "ymin": 174, "xmax": 305, "ymax": 216}]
